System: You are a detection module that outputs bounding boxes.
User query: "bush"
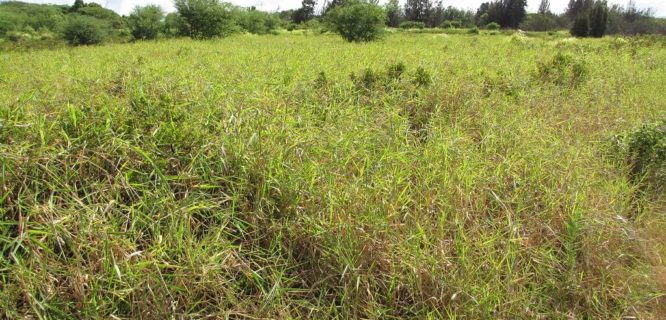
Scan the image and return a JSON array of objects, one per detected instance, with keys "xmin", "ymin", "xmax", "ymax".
[
  {"xmin": 485, "ymin": 22, "xmax": 500, "ymax": 30},
  {"xmin": 236, "ymin": 9, "xmax": 280, "ymax": 35},
  {"xmin": 440, "ymin": 20, "xmax": 453, "ymax": 29},
  {"xmin": 614, "ymin": 119, "xmax": 666, "ymax": 187},
  {"xmin": 62, "ymin": 15, "xmax": 108, "ymax": 45},
  {"xmin": 128, "ymin": 5, "xmax": 164, "ymax": 40},
  {"xmin": 570, "ymin": 14, "xmax": 590, "ymax": 37},
  {"xmin": 174, "ymin": 0, "xmax": 238, "ymax": 39},
  {"xmin": 399, "ymin": 21, "xmax": 425, "ymax": 29},
  {"xmin": 520, "ymin": 13, "xmax": 558, "ymax": 31},
  {"xmin": 536, "ymin": 52, "xmax": 588, "ymax": 86},
  {"xmin": 326, "ymin": 1, "xmax": 385, "ymax": 42},
  {"xmin": 468, "ymin": 26, "xmax": 480, "ymax": 34}
]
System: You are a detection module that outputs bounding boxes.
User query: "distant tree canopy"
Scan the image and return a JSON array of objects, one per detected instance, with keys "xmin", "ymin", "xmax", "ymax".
[
  {"xmin": 0, "ymin": 0, "xmax": 665, "ymax": 47},
  {"xmin": 385, "ymin": 0, "xmax": 402, "ymax": 27},
  {"xmin": 292, "ymin": 0, "xmax": 316, "ymax": 24},
  {"xmin": 568, "ymin": 0, "xmax": 609, "ymax": 37},
  {"xmin": 475, "ymin": 0, "xmax": 527, "ymax": 29},
  {"xmin": 404, "ymin": 0, "xmax": 432, "ymax": 24}
]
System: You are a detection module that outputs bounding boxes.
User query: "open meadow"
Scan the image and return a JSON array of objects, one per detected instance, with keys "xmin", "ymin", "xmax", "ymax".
[{"xmin": 1, "ymin": 32, "xmax": 665, "ymax": 318}]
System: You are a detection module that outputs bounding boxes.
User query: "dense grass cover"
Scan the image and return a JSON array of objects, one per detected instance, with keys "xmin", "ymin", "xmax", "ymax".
[{"xmin": 1, "ymin": 33, "xmax": 665, "ymax": 318}]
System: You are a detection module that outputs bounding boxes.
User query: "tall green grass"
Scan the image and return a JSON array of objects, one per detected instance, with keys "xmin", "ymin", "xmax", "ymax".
[{"xmin": 1, "ymin": 33, "xmax": 665, "ymax": 318}]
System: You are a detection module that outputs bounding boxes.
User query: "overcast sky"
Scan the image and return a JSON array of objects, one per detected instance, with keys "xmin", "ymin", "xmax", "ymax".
[{"xmin": 13, "ymin": 0, "xmax": 666, "ymax": 17}]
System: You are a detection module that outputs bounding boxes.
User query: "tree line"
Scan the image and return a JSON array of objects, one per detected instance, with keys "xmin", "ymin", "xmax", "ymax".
[{"xmin": 0, "ymin": 0, "xmax": 664, "ymax": 46}]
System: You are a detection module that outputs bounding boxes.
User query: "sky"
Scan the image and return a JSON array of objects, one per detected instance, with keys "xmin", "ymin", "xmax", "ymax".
[{"xmin": 12, "ymin": 0, "xmax": 666, "ymax": 17}]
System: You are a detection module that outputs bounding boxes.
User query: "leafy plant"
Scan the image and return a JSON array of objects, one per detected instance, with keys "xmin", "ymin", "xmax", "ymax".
[
  {"xmin": 128, "ymin": 5, "xmax": 164, "ymax": 40},
  {"xmin": 614, "ymin": 119, "xmax": 666, "ymax": 187},
  {"xmin": 485, "ymin": 22, "xmax": 501, "ymax": 30},
  {"xmin": 536, "ymin": 52, "xmax": 588, "ymax": 86},
  {"xmin": 326, "ymin": 0, "xmax": 385, "ymax": 42},
  {"xmin": 62, "ymin": 14, "xmax": 109, "ymax": 45}
]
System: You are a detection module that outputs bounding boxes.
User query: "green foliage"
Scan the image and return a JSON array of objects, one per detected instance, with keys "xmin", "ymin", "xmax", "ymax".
[
  {"xmin": 174, "ymin": 0, "xmax": 238, "ymax": 39},
  {"xmin": 403, "ymin": 0, "xmax": 431, "ymax": 23},
  {"xmin": 236, "ymin": 9, "xmax": 280, "ymax": 35},
  {"xmin": 468, "ymin": 26, "xmax": 480, "ymax": 34},
  {"xmin": 520, "ymin": 13, "xmax": 559, "ymax": 31},
  {"xmin": 292, "ymin": 0, "xmax": 316, "ymax": 24},
  {"xmin": 413, "ymin": 66, "xmax": 432, "ymax": 86},
  {"xmin": 128, "ymin": 5, "xmax": 164, "ymax": 40},
  {"xmin": 570, "ymin": 14, "xmax": 590, "ymax": 37},
  {"xmin": 536, "ymin": 52, "xmax": 588, "ymax": 86},
  {"xmin": 164, "ymin": 12, "xmax": 184, "ymax": 37},
  {"xmin": 326, "ymin": 1, "xmax": 385, "ymax": 42},
  {"xmin": 1, "ymin": 30, "xmax": 665, "ymax": 320},
  {"xmin": 385, "ymin": 0, "xmax": 402, "ymax": 27},
  {"xmin": 0, "ymin": 1, "xmax": 65, "ymax": 34},
  {"xmin": 485, "ymin": 22, "xmax": 500, "ymax": 30},
  {"xmin": 475, "ymin": 0, "xmax": 527, "ymax": 29},
  {"xmin": 62, "ymin": 14, "xmax": 108, "ymax": 45},
  {"xmin": 76, "ymin": 5, "xmax": 126, "ymax": 29},
  {"xmin": 615, "ymin": 119, "xmax": 666, "ymax": 188},
  {"xmin": 589, "ymin": 0, "xmax": 608, "ymax": 37},
  {"xmin": 399, "ymin": 21, "xmax": 425, "ymax": 29}
]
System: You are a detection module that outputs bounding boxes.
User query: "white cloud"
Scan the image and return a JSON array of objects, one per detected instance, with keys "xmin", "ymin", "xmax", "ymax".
[{"xmin": 11, "ymin": 0, "xmax": 666, "ymax": 17}]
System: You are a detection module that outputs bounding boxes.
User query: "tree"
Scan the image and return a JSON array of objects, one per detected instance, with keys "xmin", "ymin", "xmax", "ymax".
[
  {"xmin": 503, "ymin": 0, "xmax": 527, "ymax": 29},
  {"xmin": 324, "ymin": 0, "xmax": 347, "ymax": 14},
  {"xmin": 475, "ymin": 0, "xmax": 526, "ymax": 29},
  {"xmin": 589, "ymin": 0, "xmax": 608, "ymax": 37},
  {"xmin": 566, "ymin": 0, "xmax": 593, "ymax": 20},
  {"xmin": 292, "ymin": 0, "xmax": 315, "ymax": 24},
  {"xmin": 404, "ymin": 0, "xmax": 432, "ymax": 23},
  {"xmin": 164, "ymin": 12, "xmax": 183, "ymax": 37},
  {"xmin": 174, "ymin": 0, "xmax": 237, "ymax": 39},
  {"xmin": 428, "ymin": 1, "xmax": 446, "ymax": 27},
  {"xmin": 69, "ymin": 0, "xmax": 84, "ymax": 12},
  {"xmin": 326, "ymin": 0, "xmax": 385, "ymax": 42},
  {"xmin": 538, "ymin": 0, "xmax": 550, "ymax": 15},
  {"xmin": 128, "ymin": 5, "xmax": 164, "ymax": 40},
  {"xmin": 520, "ymin": 13, "xmax": 558, "ymax": 31},
  {"xmin": 570, "ymin": 13, "xmax": 590, "ymax": 36},
  {"xmin": 385, "ymin": 0, "xmax": 402, "ymax": 27}
]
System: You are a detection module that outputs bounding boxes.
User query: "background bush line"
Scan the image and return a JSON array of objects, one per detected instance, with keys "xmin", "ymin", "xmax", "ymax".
[{"xmin": 1, "ymin": 0, "xmax": 665, "ymax": 49}]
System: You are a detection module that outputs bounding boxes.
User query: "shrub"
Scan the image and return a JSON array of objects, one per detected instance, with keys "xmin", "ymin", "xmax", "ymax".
[
  {"xmin": 571, "ymin": 14, "xmax": 590, "ymax": 37},
  {"xmin": 450, "ymin": 20, "xmax": 463, "ymax": 28},
  {"xmin": 399, "ymin": 21, "xmax": 425, "ymax": 29},
  {"xmin": 386, "ymin": 61, "xmax": 406, "ymax": 80},
  {"xmin": 468, "ymin": 26, "xmax": 480, "ymax": 34},
  {"xmin": 351, "ymin": 68, "xmax": 381, "ymax": 90},
  {"xmin": 174, "ymin": 0, "xmax": 238, "ymax": 39},
  {"xmin": 236, "ymin": 9, "xmax": 280, "ymax": 35},
  {"xmin": 412, "ymin": 66, "xmax": 432, "ymax": 87},
  {"xmin": 128, "ymin": 5, "xmax": 164, "ymax": 40},
  {"xmin": 536, "ymin": 52, "xmax": 588, "ymax": 86},
  {"xmin": 520, "ymin": 13, "xmax": 558, "ymax": 31},
  {"xmin": 62, "ymin": 15, "xmax": 109, "ymax": 45},
  {"xmin": 326, "ymin": 1, "xmax": 385, "ymax": 42},
  {"xmin": 614, "ymin": 119, "xmax": 666, "ymax": 187},
  {"xmin": 440, "ymin": 20, "xmax": 453, "ymax": 29},
  {"xmin": 485, "ymin": 22, "xmax": 500, "ymax": 30}
]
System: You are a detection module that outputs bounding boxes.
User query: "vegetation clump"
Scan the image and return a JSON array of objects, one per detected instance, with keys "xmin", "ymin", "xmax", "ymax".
[
  {"xmin": 614, "ymin": 119, "xmax": 666, "ymax": 189},
  {"xmin": 536, "ymin": 52, "xmax": 588, "ymax": 86},
  {"xmin": 326, "ymin": 0, "xmax": 385, "ymax": 42}
]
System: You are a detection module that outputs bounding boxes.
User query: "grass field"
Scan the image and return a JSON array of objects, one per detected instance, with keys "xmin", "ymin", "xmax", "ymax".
[{"xmin": 1, "ymin": 32, "xmax": 665, "ymax": 319}]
